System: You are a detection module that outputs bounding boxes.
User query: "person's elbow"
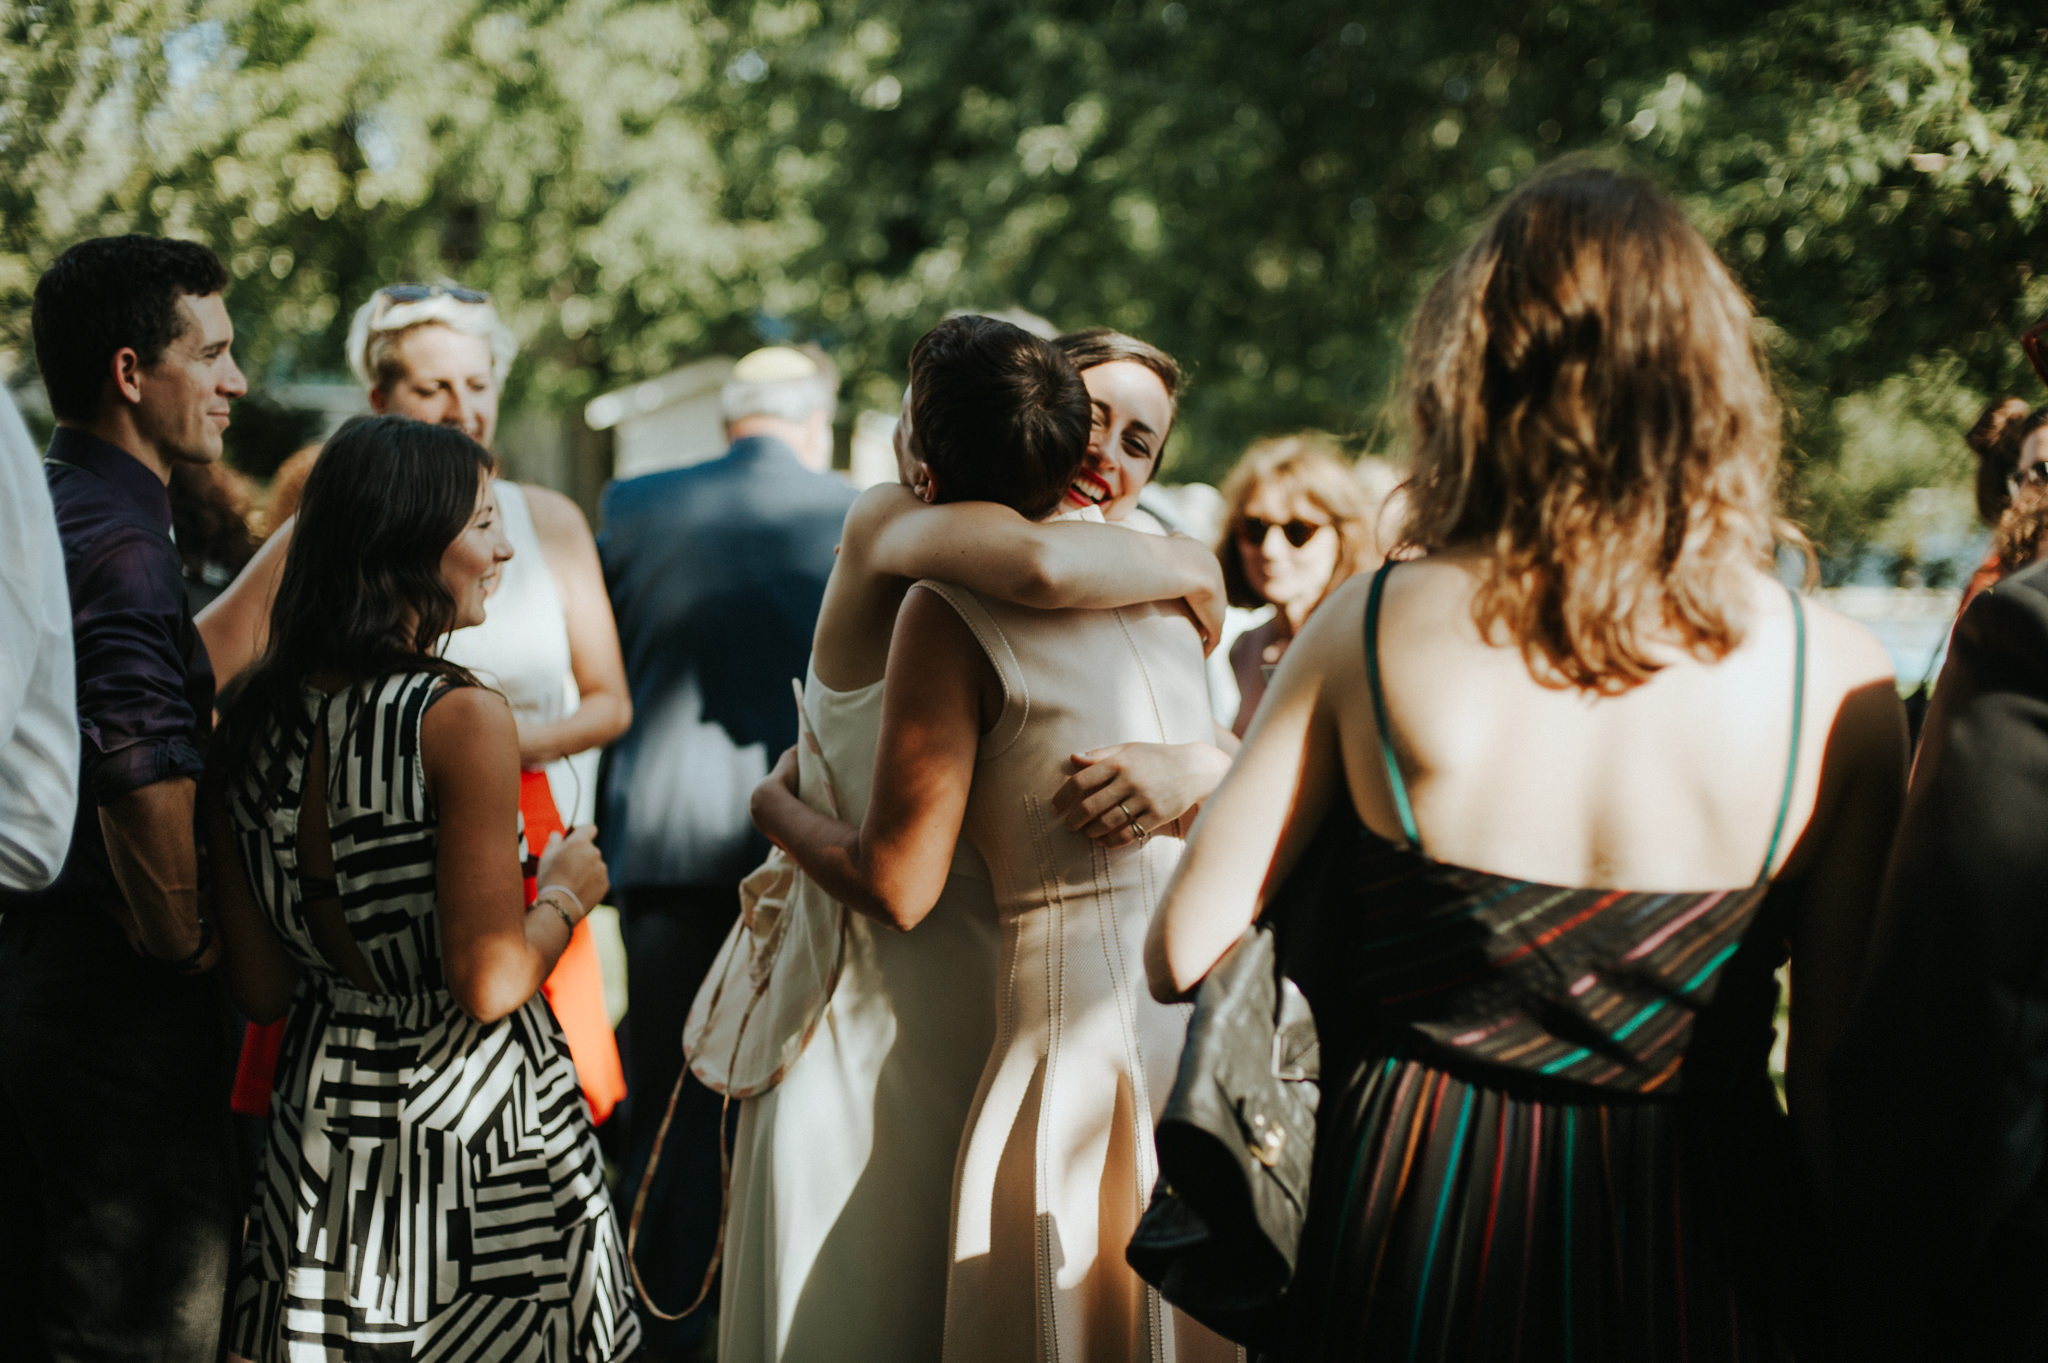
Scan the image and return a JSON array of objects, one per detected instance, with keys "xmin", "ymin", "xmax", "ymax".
[
  {"xmin": 592, "ymin": 691, "xmax": 633, "ymax": 747},
  {"xmin": 1144, "ymin": 925, "xmax": 1199, "ymax": 1003},
  {"xmin": 1008, "ymin": 540, "xmax": 1070, "ymax": 609},
  {"xmin": 856, "ymin": 868, "xmax": 941, "ymax": 933},
  {"xmin": 445, "ymin": 952, "xmax": 535, "ymax": 1026},
  {"xmin": 221, "ymin": 956, "xmax": 298, "ymax": 1025}
]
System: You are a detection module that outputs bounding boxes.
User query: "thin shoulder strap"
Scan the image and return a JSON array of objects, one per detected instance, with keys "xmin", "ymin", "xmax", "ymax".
[
  {"xmin": 1756, "ymin": 585, "xmax": 1806, "ymax": 883},
  {"xmin": 1363, "ymin": 561, "xmax": 1423, "ymax": 855}
]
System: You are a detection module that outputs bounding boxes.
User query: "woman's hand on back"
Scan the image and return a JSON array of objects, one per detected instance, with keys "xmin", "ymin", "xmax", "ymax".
[
  {"xmin": 1052, "ymin": 741, "xmax": 1234, "ymax": 847},
  {"xmin": 535, "ymin": 826, "xmax": 607, "ymax": 920}
]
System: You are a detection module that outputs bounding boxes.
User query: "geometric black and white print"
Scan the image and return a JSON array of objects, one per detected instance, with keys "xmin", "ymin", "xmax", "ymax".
[{"xmin": 223, "ymin": 672, "xmax": 640, "ymax": 1361}]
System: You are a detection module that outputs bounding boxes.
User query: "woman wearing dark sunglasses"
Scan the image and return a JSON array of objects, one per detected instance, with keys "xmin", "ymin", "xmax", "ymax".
[{"xmin": 1215, "ymin": 432, "xmax": 1399, "ymax": 735}]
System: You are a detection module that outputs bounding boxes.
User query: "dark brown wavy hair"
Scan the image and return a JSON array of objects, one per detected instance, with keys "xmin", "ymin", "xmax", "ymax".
[
  {"xmin": 1994, "ymin": 481, "xmax": 2048, "ymax": 577},
  {"xmin": 1966, "ymin": 396, "xmax": 2048, "ymax": 525},
  {"xmin": 215, "ymin": 415, "xmax": 492, "ymax": 807},
  {"xmin": 169, "ymin": 460, "xmax": 261, "ymax": 581},
  {"xmin": 1398, "ymin": 167, "xmax": 1784, "ymax": 693}
]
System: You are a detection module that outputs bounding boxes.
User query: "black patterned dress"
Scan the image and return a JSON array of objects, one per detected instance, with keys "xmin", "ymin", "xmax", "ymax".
[
  {"xmin": 1272, "ymin": 566, "xmax": 1808, "ymax": 1362},
  {"xmin": 223, "ymin": 672, "xmax": 639, "ymax": 1362}
]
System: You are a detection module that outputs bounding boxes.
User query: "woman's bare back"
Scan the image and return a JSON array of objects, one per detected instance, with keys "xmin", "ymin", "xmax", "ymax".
[{"xmin": 1322, "ymin": 549, "xmax": 1899, "ymax": 891}]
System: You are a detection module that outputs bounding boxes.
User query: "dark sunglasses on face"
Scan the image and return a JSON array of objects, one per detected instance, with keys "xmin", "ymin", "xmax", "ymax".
[
  {"xmin": 1237, "ymin": 515, "xmax": 1328, "ymax": 549},
  {"xmin": 2011, "ymin": 461, "xmax": 2048, "ymax": 493}
]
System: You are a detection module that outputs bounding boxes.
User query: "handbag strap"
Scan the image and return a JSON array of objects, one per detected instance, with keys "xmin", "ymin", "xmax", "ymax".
[{"xmin": 626, "ymin": 1067, "xmax": 729, "ymax": 1321}]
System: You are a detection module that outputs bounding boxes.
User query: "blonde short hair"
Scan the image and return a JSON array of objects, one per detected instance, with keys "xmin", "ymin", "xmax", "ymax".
[{"xmin": 345, "ymin": 285, "xmax": 517, "ymax": 392}]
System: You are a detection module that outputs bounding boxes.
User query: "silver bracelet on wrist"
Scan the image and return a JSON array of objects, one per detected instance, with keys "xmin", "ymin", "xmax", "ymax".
[{"xmin": 537, "ymin": 882, "xmax": 584, "ymax": 931}]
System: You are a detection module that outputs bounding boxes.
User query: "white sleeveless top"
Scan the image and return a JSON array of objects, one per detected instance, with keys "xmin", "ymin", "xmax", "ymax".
[
  {"xmin": 443, "ymin": 481, "xmax": 598, "ymax": 824},
  {"xmin": 719, "ymin": 661, "xmax": 1003, "ymax": 1362}
]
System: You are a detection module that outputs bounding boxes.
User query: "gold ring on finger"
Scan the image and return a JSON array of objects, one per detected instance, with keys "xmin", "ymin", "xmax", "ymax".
[
  {"xmin": 1118, "ymin": 801, "xmax": 1136, "ymax": 826},
  {"xmin": 1131, "ymin": 820, "xmax": 1149, "ymax": 841}
]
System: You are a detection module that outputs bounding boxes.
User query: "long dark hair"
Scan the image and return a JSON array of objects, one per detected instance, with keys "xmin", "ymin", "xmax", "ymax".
[{"xmin": 216, "ymin": 415, "xmax": 493, "ymax": 804}]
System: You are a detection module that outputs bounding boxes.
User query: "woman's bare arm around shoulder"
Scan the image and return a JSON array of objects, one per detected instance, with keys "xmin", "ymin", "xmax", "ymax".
[
  {"xmin": 519, "ymin": 485, "xmax": 632, "ymax": 768},
  {"xmin": 860, "ymin": 484, "xmax": 1225, "ymax": 648},
  {"xmin": 202, "ymin": 769, "xmax": 303, "ymax": 1022},
  {"xmin": 1145, "ymin": 574, "xmax": 1374, "ymax": 1001},
  {"xmin": 196, "ymin": 517, "xmax": 293, "ymax": 686},
  {"xmin": 423, "ymin": 684, "xmax": 605, "ymax": 1023},
  {"xmin": 752, "ymin": 584, "xmax": 989, "ymax": 930}
]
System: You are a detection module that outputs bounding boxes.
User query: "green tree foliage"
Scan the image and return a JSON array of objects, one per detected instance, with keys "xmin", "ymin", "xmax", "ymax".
[
  {"xmin": 4, "ymin": 0, "xmax": 2044, "ymax": 575},
  {"xmin": 1, "ymin": 0, "xmax": 798, "ymax": 412},
  {"xmin": 702, "ymin": 0, "xmax": 2048, "ymax": 574}
]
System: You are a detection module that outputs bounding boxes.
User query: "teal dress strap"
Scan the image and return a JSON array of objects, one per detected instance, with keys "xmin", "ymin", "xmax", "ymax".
[
  {"xmin": 1756, "ymin": 585, "xmax": 1807, "ymax": 883},
  {"xmin": 1363, "ymin": 561, "xmax": 1424, "ymax": 855}
]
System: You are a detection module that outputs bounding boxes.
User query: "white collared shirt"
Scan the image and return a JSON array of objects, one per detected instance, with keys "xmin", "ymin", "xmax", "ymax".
[{"xmin": 0, "ymin": 388, "xmax": 79, "ymax": 891}]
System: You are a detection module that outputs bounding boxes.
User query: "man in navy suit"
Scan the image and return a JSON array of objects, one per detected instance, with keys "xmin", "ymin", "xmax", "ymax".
[{"xmin": 598, "ymin": 345, "xmax": 855, "ymax": 1355}]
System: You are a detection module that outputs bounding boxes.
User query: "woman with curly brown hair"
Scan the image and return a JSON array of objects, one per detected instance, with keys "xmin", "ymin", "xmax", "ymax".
[{"xmin": 1148, "ymin": 167, "xmax": 1906, "ymax": 1359}]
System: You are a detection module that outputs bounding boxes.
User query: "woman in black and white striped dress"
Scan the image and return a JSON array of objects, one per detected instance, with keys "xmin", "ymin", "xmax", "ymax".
[{"xmin": 203, "ymin": 415, "xmax": 640, "ymax": 1361}]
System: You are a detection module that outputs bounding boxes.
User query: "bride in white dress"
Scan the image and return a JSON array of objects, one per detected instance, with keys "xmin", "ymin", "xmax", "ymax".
[
  {"xmin": 754, "ymin": 330, "xmax": 1240, "ymax": 1363},
  {"xmin": 714, "ymin": 317, "xmax": 1228, "ymax": 1363}
]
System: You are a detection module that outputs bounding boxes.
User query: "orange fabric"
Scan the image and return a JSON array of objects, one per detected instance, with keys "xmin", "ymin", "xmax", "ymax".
[
  {"xmin": 523, "ymin": 768, "xmax": 628, "ymax": 1126},
  {"xmin": 230, "ymin": 771, "xmax": 628, "ymax": 1124}
]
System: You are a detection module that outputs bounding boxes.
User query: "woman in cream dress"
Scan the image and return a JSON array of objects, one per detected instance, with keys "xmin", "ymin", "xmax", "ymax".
[{"xmin": 754, "ymin": 330, "xmax": 1238, "ymax": 1363}]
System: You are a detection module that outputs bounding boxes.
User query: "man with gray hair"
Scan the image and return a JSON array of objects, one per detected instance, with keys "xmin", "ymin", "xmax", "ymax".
[{"xmin": 597, "ymin": 344, "xmax": 855, "ymax": 1356}]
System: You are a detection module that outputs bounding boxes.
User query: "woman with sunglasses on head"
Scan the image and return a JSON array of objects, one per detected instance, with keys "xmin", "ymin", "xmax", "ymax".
[
  {"xmin": 1148, "ymin": 168, "xmax": 1907, "ymax": 1359},
  {"xmin": 208, "ymin": 282, "xmax": 631, "ymax": 832},
  {"xmin": 1215, "ymin": 434, "xmax": 1397, "ymax": 736},
  {"xmin": 203, "ymin": 283, "xmax": 630, "ymax": 1128},
  {"xmin": 204, "ymin": 415, "xmax": 638, "ymax": 1361}
]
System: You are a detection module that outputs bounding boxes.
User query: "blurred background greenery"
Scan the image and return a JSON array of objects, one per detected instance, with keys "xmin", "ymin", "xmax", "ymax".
[{"xmin": 4, "ymin": 0, "xmax": 2045, "ymax": 581}]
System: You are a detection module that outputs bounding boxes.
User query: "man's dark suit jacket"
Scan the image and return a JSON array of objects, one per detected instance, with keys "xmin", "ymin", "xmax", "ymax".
[
  {"xmin": 596, "ymin": 435, "xmax": 857, "ymax": 891},
  {"xmin": 1828, "ymin": 558, "xmax": 2048, "ymax": 1361}
]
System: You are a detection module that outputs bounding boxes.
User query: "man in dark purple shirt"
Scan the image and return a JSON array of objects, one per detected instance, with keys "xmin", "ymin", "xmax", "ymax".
[{"xmin": 0, "ymin": 236, "xmax": 247, "ymax": 1360}]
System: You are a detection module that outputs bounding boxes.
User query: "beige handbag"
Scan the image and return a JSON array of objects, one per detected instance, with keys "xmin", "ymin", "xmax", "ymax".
[
  {"xmin": 683, "ymin": 677, "xmax": 848, "ymax": 1097},
  {"xmin": 631, "ymin": 678, "xmax": 850, "ymax": 1320}
]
